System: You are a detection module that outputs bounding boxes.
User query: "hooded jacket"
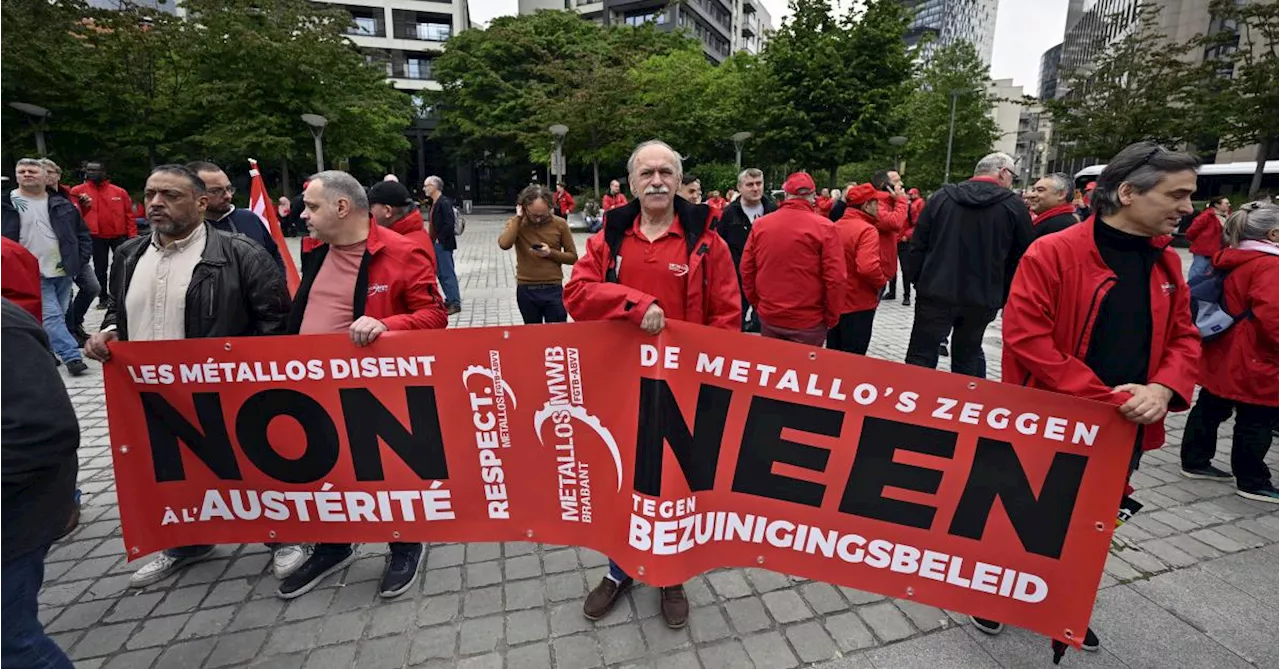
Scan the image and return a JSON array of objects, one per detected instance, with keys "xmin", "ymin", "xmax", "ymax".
[
  {"xmin": 386, "ymin": 207, "xmax": 438, "ymax": 280},
  {"xmin": 740, "ymin": 199, "xmax": 847, "ymax": 330},
  {"xmin": 1185, "ymin": 208, "xmax": 1225, "ymax": 257},
  {"xmin": 1, "ymin": 238, "xmax": 41, "ymax": 321},
  {"xmin": 564, "ymin": 196, "xmax": 740, "ymax": 330},
  {"xmin": 906, "ymin": 177, "xmax": 1034, "ymax": 309},
  {"xmin": 835, "ymin": 206, "xmax": 886, "ymax": 313},
  {"xmin": 1002, "ymin": 219, "xmax": 1200, "ymax": 452},
  {"xmin": 1200, "ymin": 245, "xmax": 1279, "ymax": 406}
]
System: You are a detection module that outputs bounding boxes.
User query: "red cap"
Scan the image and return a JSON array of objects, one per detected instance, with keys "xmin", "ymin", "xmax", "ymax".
[
  {"xmin": 1085, "ymin": 181, "xmax": 1096, "ymax": 191},
  {"xmin": 846, "ymin": 183, "xmax": 879, "ymax": 206},
  {"xmin": 783, "ymin": 172, "xmax": 816, "ymax": 196},
  {"xmin": 908, "ymin": 188, "xmax": 920, "ymax": 196}
]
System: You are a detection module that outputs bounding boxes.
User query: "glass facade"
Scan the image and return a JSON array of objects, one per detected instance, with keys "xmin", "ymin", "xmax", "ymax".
[{"xmin": 900, "ymin": 0, "xmax": 998, "ymax": 67}]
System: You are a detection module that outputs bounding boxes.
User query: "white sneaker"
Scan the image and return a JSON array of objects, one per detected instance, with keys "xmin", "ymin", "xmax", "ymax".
[
  {"xmin": 129, "ymin": 549, "xmax": 214, "ymax": 588},
  {"xmin": 272, "ymin": 544, "xmax": 311, "ymax": 579}
]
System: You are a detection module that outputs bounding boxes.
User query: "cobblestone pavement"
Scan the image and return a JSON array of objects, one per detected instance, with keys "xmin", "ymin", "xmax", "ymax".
[{"xmin": 49, "ymin": 214, "xmax": 1278, "ymax": 668}]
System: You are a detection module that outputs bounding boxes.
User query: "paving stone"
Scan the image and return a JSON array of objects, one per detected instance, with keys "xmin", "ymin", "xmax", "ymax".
[
  {"xmin": 689, "ymin": 605, "xmax": 733, "ymax": 642},
  {"xmin": 552, "ymin": 634, "xmax": 603, "ymax": 668},
  {"xmin": 746, "ymin": 568, "xmax": 792, "ymax": 593},
  {"xmin": 303, "ymin": 643, "xmax": 356, "ymax": 669},
  {"xmin": 457, "ymin": 653, "xmax": 503, "ymax": 669},
  {"xmin": 784, "ymin": 621, "xmax": 839, "ymax": 663},
  {"xmin": 639, "ymin": 616, "xmax": 691, "ymax": 653},
  {"xmin": 858, "ymin": 601, "xmax": 915, "ymax": 642},
  {"xmin": 545, "ymin": 572, "xmax": 586, "ymax": 602},
  {"xmin": 151, "ymin": 585, "xmax": 210, "ymax": 616},
  {"xmin": 762, "ymin": 589, "xmax": 812, "ymax": 624},
  {"xmin": 504, "ymin": 578, "xmax": 545, "ymax": 610},
  {"xmin": 697, "ymin": 639, "xmax": 752, "ymax": 669},
  {"xmin": 549, "ymin": 602, "xmax": 593, "ymax": 637},
  {"xmin": 1113, "ymin": 547, "xmax": 1169, "ymax": 575},
  {"xmin": 742, "ymin": 630, "xmax": 800, "ymax": 669},
  {"xmin": 329, "ymin": 580, "xmax": 379, "ymax": 612},
  {"xmin": 263, "ymin": 619, "xmax": 323, "ymax": 656},
  {"xmin": 201, "ymin": 578, "xmax": 255, "ymax": 608},
  {"xmin": 725, "ymin": 596, "xmax": 772, "ymax": 633},
  {"xmin": 1092, "ymin": 584, "xmax": 1254, "ymax": 669},
  {"xmin": 823, "ymin": 610, "xmax": 877, "ymax": 652},
  {"xmin": 542, "ymin": 548, "xmax": 580, "ymax": 574},
  {"xmin": 600, "ymin": 624, "xmax": 647, "ymax": 664},
  {"xmin": 1214, "ymin": 524, "xmax": 1269, "ymax": 550},
  {"xmin": 101, "ymin": 648, "xmax": 162, "ymax": 669},
  {"xmin": 1103, "ymin": 553, "xmax": 1144, "ymax": 581},
  {"xmin": 409, "ymin": 624, "xmax": 458, "ymax": 663},
  {"xmin": 282, "ymin": 587, "xmax": 336, "ymax": 621},
  {"xmin": 506, "ymin": 608, "xmax": 550, "ymax": 644},
  {"xmin": 178, "ymin": 604, "xmax": 236, "ymax": 639},
  {"xmin": 504, "ymin": 554, "xmax": 542, "ymax": 580},
  {"xmin": 227, "ymin": 597, "xmax": 285, "ymax": 631},
  {"xmin": 837, "ymin": 587, "xmax": 885, "ymax": 605},
  {"xmin": 154, "ymin": 637, "xmax": 217, "ymax": 669},
  {"xmin": 505, "ymin": 643, "xmax": 552, "ymax": 669},
  {"xmin": 126, "ymin": 613, "xmax": 191, "ymax": 649},
  {"xmin": 504, "ymin": 542, "xmax": 537, "ymax": 557},
  {"xmin": 706, "ymin": 570, "xmax": 752, "ymax": 599},
  {"xmin": 426, "ymin": 543, "xmax": 465, "ymax": 569},
  {"xmin": 465, "ymin": 561, "xmax": 502, "ymax": 588},
  {"xmin": 1125, "ymin": 514, "xmax": 1178, "ymax": 538},
  {"xmin": 864, "ymin": 626, "xmax": 999, "ymax": 668},
  {"xmin": 356, "ymin": 635, "xmax": 410, "ymax": 669},
  {"xmin": 1166, "ymin": 533, "xmax": 1224, "ymax": 561},
  {"xmin": 367, "ymin": 600, "xmax": 416, "ymax": 637},
  {"xmin": 45, "ymin": 599, "xmax": 113, "ymax": 633},
  {"xmin": 1134, "ymin": 566, "xmax": 1278, "ymax": 667},
  {"xmin": 417, "ymin": 592, "xmax": 460, "ymax": 627},
  {"xmin": 1141, "ymin": 539, "xmax": 1200, "ymax": 568},
  {"xmin": 465, "ymin": 542, "xmax": 502, "ymax": 563},
  {"xmin": 70, "ymin": 621, "xmax": 137, "ymax": 658},
  {"xmin": 422, "ymin": 566, "xmax": 462, "ymax": 596},
  {"xmin": 459, "ymin": 615, "xmax": 503, "ymax": 655},
  {"xmin": 205, "ymin": 629, "xmax": 269, "ymax": 667},
  {"xmin": 799, "ymin": 581, "xmax": 848, "ymax": 614},
  {"xmin": 892, "ymin": 599, "xmax": 949, "ymax": 632}
]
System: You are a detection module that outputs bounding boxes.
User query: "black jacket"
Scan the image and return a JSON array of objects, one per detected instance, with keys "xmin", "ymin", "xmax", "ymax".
[
  {"xmin": 2, "ymin": 299, "xmax": 79, "ymax": 564},
  {"xmin": 716, "ymin": 195, "xmax": 777, "ymax": 269},
  {"xmin": 906, "ymin": 178, "xmax": 1034, "ymax": 310},
  {"xmin": 1, "ymin": 189, "xmax": 92, "ymax": 278},
  {"xmin": 102, "ymin": 224, "xmax": 291, "ymax": 340},
  {"xmin": 429, "ymin": 195, "xmax": 457, "ymax": 251},
  {"xmin": 1033, "ymin": 211, "xmax": 1077, "ymax": 239},
  {"xmin": 208, "ymin": 207, "xmax": 286, "ymax": 275},
  {"xmin": 828, "ymin": 198, "xmax": 847, "ymax": 222}
]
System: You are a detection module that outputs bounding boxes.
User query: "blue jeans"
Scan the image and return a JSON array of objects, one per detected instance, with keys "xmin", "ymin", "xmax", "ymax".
[
  {"xmin": 40, "ymin": 277, "xmax": 81, "ymax": 364},
  {"xmin": 607, "ymin": 559, "xmax": 632, "ymax": 583},
  {"xmin": 1189, "ymin": 254, "xmax": 1212, "ymax": 280},
  {"xmin": 67, "ymin": 261, "xmax": 100, "ymax": 332},
  {"xmin": 2, "ymin": 545, "xmax": 75, "ymax": 669},
  {"xmin": 516, "ymin": 284, "xmax": 567, "ymax": 324},
  {"xmin": 434, "ymin": 242, "xmax": 461, "ymax": 306}
]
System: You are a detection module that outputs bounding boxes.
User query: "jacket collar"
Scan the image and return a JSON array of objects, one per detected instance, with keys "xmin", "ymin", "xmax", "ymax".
[
  {"xmin": 778, "ymin": 199, "xmax": 813, "ymax": 213},
  {"xmin": 364, "ymin": 217, "xmax": 389, "ymax": 255},
  {"xmin": 1033, "ymin": 203, "xmax": 1077, "ymax": 226},
  {"xmin": 197, "ymin": 223, "xmax": 230, "ymax": 266},
  {"xmin": 388, "ymin": 208, "xmax": 425, "ymax": 237},
  {"xmin": 603, "ymin": 196, "xmax": 712, "ymax": 240}
]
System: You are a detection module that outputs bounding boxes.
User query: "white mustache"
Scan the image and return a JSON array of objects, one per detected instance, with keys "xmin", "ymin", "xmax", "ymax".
[{"xmin": 644, "ymin": 186, "xmax": 670, "ymax": 195}]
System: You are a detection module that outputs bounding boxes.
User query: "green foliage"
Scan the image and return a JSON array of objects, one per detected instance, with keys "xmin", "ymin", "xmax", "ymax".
[
  {"xmin": 1, "ymin": 0, "xmax": 412, "ymax": 188},
  {"xmin": 685, "ymin": 162, "xmax": 740, "ymax": 195},
  {"xmin": 901, "ymin": 41, "xmax": 1000, "ymax": 191},
  {"xmin": 1043, "ymin": 3, "xmax": 1200, "ymax": 162}
]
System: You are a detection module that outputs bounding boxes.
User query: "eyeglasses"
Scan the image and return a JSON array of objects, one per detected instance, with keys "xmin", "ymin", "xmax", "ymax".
[
  {"xmin": 207, "ymin": 186, "xmax": 235, "ymax": 197},
  {"xmin": 1001, "ymin": 167, "xmax": 1021, "ymax": 186}
]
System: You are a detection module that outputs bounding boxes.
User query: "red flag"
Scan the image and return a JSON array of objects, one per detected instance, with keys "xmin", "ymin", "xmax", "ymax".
[{"xmin": 247, "ymin": 159, "xmax": 300, "ymax": 295}]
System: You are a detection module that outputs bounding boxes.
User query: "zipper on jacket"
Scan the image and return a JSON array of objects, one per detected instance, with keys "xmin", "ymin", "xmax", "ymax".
[{"xmin": 1074, "ymin": 277, "xmax": 1116, "ymax": 358}]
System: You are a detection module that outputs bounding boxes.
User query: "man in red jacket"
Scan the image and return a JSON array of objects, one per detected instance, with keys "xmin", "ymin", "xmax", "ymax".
[
  {"xmin": 0, "ymin": 237, "xmax": 41, "ymax": 321},
  {"xmin": 70, "ymin": 162, "xmax": 135, "ymax": 308},
  {"xmin": 870, "ymin": 169, "xmax": 909, "ymax": 301},
  {"xmin": 997, "ymin": 142, "xmax": 1202, "ymax": 649},
  {"xmin": 566, "ymin": 139, "xmax": 740, "ymax": 629},
  {"xmin": 740, "ymin": 172, "xmax": 846, "ymax": 346},
  {"xmin": 276, "ymin": 170, "xmax": 447, "ymax": 602},
  {"xmin": 1184, "ymin": 196, "xmax": 1230, "ymax": 278},
  {"xmin": 368, "ymin": 180, "xmax": 438, "ymax": 279},
  {"xmin": 601, "ymin": 179, "xmax": 627, "ymax": 212},
  {"xmin": 828, "ymin": 184, "xmax": 886, "ymax": 354},
  {"xmin": 554, "ymin": 182, "xmax": 576, "ymax": 219}
]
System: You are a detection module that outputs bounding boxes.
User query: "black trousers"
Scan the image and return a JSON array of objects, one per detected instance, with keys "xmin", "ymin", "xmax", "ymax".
[
  {"xmin": 1181, "ymin": 388, "xmax": 1277, "ymax": 491},
  {"xmin": 516, "ymin": 284, "xmax": 568, "ymax": 324},
  {"xmin": 896, "ymin": 241, "xmax": 912, "ymax": 300},
  {"xmin": 91, "ymin": 236, "xmax": 127, "ymax": 303},
  {"xmin": 904, "ymin": 297, "xmax": 996, "ymax": 378},
  {"xmin": 826, "ymin": 309, "xmax": 876, "ymax": 355}
]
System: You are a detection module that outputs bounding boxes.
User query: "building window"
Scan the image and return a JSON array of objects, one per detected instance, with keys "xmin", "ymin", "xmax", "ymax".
[
  {"xmin": 624, "ymin": 10, "xmax": 666, "ymax": 26},
  {"xmin": 414, "ymin": 22, "xmax": 451, "ymax": 41}
]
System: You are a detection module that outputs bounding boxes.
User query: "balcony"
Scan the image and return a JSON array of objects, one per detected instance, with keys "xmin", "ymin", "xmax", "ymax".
[
  {"xmin": 391, "ymin": 10, "xmax": 452, "ymax": 43},
  {"xmin": 345, "ymin": 12, "xmax": 385, "ymax": 38},
  {"xmin": 391, "ymin": 57, "xmax": 434, "ymax": 81}
]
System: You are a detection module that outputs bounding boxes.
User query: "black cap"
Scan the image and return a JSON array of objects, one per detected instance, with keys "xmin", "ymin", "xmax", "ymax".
[{"xmin": 367, "ymin": 181, "xmax": 413, "ymax": 207}]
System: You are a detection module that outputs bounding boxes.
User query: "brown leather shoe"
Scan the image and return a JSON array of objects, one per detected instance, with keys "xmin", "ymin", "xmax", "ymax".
[
  {"xmin": 659, "ymin": 585, "xmax": 688, "ymax": 629},
  {"xmin": 583, "ymin": 576, "xmax": 631, "ymax": 620}
]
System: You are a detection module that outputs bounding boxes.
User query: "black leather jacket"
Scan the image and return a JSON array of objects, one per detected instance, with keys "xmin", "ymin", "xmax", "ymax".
[{"xmin": 101, "ymin": 224, "xmax": 291, "ymax": 340}]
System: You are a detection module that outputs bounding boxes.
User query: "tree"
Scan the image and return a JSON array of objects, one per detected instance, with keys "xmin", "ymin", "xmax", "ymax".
[
  {"xmin": 901, "ymin": 41, "xmax": 1000, "ymax": 191},
  {"xmin": 1196, "ymin": 0, "xmax": 1279, "ymax": 196},
  {"xmin": 750, "ymin": 0, "xmax": 913, "ymax": 184},
  {"xmin": 1044, "ymin": 3, "xmax": 1200, "ymax": 162}
]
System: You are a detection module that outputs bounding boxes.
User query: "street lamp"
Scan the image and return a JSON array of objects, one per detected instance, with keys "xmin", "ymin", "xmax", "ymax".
[
  {"xmin": 549, "ymin": 124, "xmax": 568, "ymax": 186},
  {"xmin": 731, "ymin": 131, "xmax": 752, "ymax": 172},
  {"xmin": 943, "ymin": 89, "xmax": 965, "ymax": 184},
  {"xmin": 10, "ymin": 102, "xmax": 51, "ymax": 156},
  {"xmin": 888, "ymin": 136, "xmax": 907, "ymax": 173},
  {"xmin": 301, "ymin": 113, "xmax": 328, "ymax": 174}
]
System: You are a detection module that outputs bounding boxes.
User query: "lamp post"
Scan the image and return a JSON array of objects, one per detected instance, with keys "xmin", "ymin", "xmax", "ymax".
[
  {"xmin": 888, "ymin": 136, "xmax": 907, "ymax": 173},
  {"xmin": 943, "ymin": 89, "xmax": 965, "ymax": 184},
  {"xmin": 10, "ymin": 102, "xmax": 51, "ymax": 156},
  {"xmin": 301, "ymin": 114, "xmax": 328, "ymax": 174},
  {"xmin": 731, "ymin": 131, "xmax": 752, "ymax": 172},
  {"xmin": 549, "ymin": 124, "xmax": 568, "ymax": 186}
]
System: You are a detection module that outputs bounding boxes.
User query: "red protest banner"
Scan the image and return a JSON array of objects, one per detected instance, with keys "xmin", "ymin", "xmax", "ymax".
[{"xmin": 103, "ymin": 320, "xmax": 1134, "ymax": 646}]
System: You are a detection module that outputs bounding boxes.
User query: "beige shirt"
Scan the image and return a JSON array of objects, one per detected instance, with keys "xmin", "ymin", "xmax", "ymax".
[{"xmin": 125, "ymin": 224, "xmax": 208, "ymax": 342}]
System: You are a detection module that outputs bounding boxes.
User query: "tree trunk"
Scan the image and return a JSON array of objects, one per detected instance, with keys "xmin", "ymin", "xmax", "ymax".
[
  {"xmin": 593, "ymin": 160, "xmax": 600, "ymax": 200},
  {"xmin": 1248, "ymin": 137, "xmax": 1270, "ymax": 199},
  {"xmin": 148, "ymin": 143, "xmax": 158, "ymax": 171},
  {"xmin": 829, "ymin": 164, "xmax": 838, "ymax": 190},
  {"xmin": 281, "ymin": 156, "xmax": 291, "ymax": 197}
]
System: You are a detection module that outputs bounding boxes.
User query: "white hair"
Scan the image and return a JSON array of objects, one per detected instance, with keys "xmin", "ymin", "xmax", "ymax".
[
  {"xmin": 383, "ymin": 174, "xmax": 399, "ymax": 182},
  {"xmin": 737, "ymin": 168, "xmax": 763, "ymax": 186},
  {"xmin": 311, "ymin": 170, "xmax": 368, "ymax": 212},
  {"xmin": 425, "ymin": 175, "xmax": 444, "ymax": 192},
  {"xmin": 626, "ymin": 140, "xmax": 683, "ymax": 179},
  {"xmin": 974, "ymin": 152, "xmax": 1016, "ymax": 177}
]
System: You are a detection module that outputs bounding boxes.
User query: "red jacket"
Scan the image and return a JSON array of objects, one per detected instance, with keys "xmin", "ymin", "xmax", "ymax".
[
  {"xmin": 1, "ymin": 237, "xmax": 41, "ymax": 321},
  {"xmin": 291, "ymin": 222, "xmax": 447, "ymax": 333},
  {"xmin": 706, "ymin": 196, "xmax": 727, "ymax": 221},
  {"xmin": 835, "ymin": 207, "xmax": 886, "ymax": 313},
  {"xmin": 902, "ymin": 198, "xmax": 925, "ymax": 242},
  {"xmin": 1002, "ymin": 219, "xmax": 1200, "ymax": 452},
  {"xmin": 70, "ymin": 180, "xmax": 136, "ymax": 239},
  {"xmin": 816, "ymin": 196, "xmax": 833, "ymax": 218},
  {"xmin": 740, "ymin": 199, "xmax": 847, "ymax": 330},
  {"xmin": 1185, "ymin": 208, "xmax": 1224, "ymax": 257},
  {"xmin": 387, "ymin": 208, "xmax": 438, "ymax": 281},
  {"xmin": 602, "ymin": 193, "xmax": 628, "ymax": 211},
  {"xmin": 874, "ymin": 195, "xmax": 908, "ymax": 280},
  {"xmin": 555, "ymin": 190, "xmax": 576, "ymax": 215},
  {"xmin": 1200, "ymin": 246, "xmax": 1279, "ymax": 406},
  {"xmin": 565, "ymin": 198, "xmax": 740, "ymax": 330}
]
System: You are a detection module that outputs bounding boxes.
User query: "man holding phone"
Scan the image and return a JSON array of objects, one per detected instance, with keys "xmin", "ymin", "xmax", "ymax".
[{"xmin": 498, "ymin": 184, "xmax": 578, "ymax": 324}]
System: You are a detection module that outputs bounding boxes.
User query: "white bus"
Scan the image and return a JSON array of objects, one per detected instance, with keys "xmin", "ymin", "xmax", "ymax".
[{"xmin": 1073, "ymin": 161, "xmax": 1279, "ymax": 201}]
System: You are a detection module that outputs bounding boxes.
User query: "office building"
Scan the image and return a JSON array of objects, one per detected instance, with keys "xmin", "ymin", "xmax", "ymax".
[
  {"xmin": 1038, "ymin": 43, "xmax": 1062, "ymax": 100},
  {"xmin": 900, "ymin": 0, "xmax": 999, "ymax": 67},
  {"xmin": 519, "ymin": 0, "xmax": 773, "ymax": 63}
]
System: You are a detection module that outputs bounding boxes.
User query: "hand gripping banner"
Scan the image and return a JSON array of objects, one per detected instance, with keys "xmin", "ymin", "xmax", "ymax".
[{"xmin": 103, "ymin": 320, "xmax": 1135, "ymax": 646}]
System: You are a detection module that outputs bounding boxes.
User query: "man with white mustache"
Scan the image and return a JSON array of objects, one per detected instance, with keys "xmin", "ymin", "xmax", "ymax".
[{"xmin": 564, "ymin": 139, "xmax": 741, "ymax": 629}]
